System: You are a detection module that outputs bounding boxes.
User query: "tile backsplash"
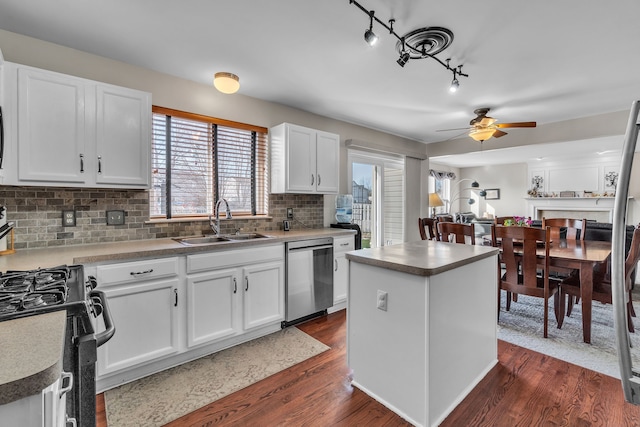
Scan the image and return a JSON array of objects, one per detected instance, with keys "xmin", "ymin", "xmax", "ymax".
[{"xmin": 0, "ymin": 186, "xmax": 324, "ymax": 249}]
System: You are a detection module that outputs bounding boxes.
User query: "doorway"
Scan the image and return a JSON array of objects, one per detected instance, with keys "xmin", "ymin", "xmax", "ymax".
[{"xmin": 349, "ymin": 151, "xmax": 404, "ymax": 248}]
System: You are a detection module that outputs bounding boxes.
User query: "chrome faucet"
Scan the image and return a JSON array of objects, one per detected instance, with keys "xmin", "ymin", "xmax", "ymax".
[{"xmin": 210, "ymin": 198, "xmax": 232, "ymax": 235}]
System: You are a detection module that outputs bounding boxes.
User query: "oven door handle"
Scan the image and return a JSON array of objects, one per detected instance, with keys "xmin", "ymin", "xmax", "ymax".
[{"xmin": 90, "ymin": 289, "xmax": 116, "ymax": 347}]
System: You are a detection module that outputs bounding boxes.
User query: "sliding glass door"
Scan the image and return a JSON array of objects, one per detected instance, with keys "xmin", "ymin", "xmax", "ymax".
[{"xmin": 349, "ymin": 151, "xmax": 404, "ymax": 248}]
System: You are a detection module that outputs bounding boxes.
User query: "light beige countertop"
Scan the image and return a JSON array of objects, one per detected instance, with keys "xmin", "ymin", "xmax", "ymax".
[
  {"xmin": 0, "ymin": 228, "xmax": 356, "ymax": 271},
  {"xmin": 0, "ymin": 311, "xmax": 67, "ymax": 404},
  {"xmin": 346, "ymin": 240, "xmax": 499, "ymax": 276}
]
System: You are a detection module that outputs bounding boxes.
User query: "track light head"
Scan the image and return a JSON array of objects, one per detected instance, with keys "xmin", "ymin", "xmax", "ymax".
[
  {"xmin": 449, "ymin": 78, "xmax": 459, "ymax": 93},
  {"xmin": 364, "ymin": 28, "xmax": 378, "ymax": 46},
  {"xmin": 397, "ymin": 52, "xmax": 410, "ymax": 67},
  {"xmin": 479, "ymin": 189, "xmax": 487, "ymax": 197}
]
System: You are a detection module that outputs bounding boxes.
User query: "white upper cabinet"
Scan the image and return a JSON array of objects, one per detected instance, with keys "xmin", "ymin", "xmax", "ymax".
[
  {"xmin": 1, "ymin": 61, "xmax": 151, "ymax": 188},
  {"xmin": 270, "ymin": 123, "xmax": 339, "ymax": 194}
]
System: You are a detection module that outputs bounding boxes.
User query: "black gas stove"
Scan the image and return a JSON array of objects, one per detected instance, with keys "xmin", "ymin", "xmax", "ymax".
[{"xmin": 0, "ymin": 264, "xmax": 115, "ymax": 427}]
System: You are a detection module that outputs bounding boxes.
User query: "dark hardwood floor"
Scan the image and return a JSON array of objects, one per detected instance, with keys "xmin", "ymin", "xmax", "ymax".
[{"xmin": 97, "ymin": 310, "xmax": 640, "ymax": 426}]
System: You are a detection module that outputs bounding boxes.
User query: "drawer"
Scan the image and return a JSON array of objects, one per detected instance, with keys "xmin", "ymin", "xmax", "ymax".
[
  {"xmin": 333, "ymin": 236, "xmax": 354, "ymax": 253},
  {"xmin": 96, "ymin": 257, "xmax": 180, "ymax": 287},
  {"xmin": 187, "ymin": 244, "xmax": 284, "ymax": 274}
]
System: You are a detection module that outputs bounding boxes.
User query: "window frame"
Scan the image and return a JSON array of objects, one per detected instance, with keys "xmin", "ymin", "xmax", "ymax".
[{"xmin": 150, "ymin": 106, "xmax": 269, "ymax": 219}]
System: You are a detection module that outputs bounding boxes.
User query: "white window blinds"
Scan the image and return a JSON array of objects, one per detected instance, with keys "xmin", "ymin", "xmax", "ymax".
[{"xmin": 150, "ymin": 107, "xmax": 268, "ymax": 218}]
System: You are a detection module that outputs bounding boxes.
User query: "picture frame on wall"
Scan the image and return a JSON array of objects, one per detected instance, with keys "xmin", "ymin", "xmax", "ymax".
[{"xmin": 485, "ymin": 189, "xmax": 500, "ymax": 200}]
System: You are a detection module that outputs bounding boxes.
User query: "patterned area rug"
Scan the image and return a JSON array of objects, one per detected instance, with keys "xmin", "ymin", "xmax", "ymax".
[
  {"xmin": 497, "ymin": 293, "xmax": 640, "ymax": 378},
  {"xmin": 104, "ymin": 327, "xmax": 329, "ymax": 427}
]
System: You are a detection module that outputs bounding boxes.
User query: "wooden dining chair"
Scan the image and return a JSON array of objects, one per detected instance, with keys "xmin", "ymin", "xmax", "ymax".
[
  {"xmin": 542, "ymin": 217, "xmax": 588, "ymax": 309},
  {"xmin": 542, "ymin": 217, "xmax": 587, "ymax": 241},
  {"xmin": 436, "ymin": 221, "xmax": 475, "ymax": 245},
  {"xmin": 418, "ymin": 217, "xmax": 438, "ymax": 240},
  {"xmin": 491, "ymin": 224, "xmax": 563, "ymax": 338},
  {"xmin": 559, "ymin": 226, "xmax": 640, "ymax": 333}
]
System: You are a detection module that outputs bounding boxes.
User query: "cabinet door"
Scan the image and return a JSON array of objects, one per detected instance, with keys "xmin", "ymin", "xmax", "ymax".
[
  {"xmin": 186, "ymin": 268, "xmax": 239, "ymax": 348},
  {"xmin": 315, "ymin": 130, "xmax": 340, "ymax": 194},
  {"xmin": 285, "ymin": 124, "xmax": 315, "ymax": 193},
  {"xmin": 17, "ymin": 67, "xmax": 87, "ymax": 184},
  {"xmin": 95, "ymin": 84, "xmax": 151, "ymax": 187},
  {"xmin": 242, "ymin": 261, "xmax": 284, "ymax": 330},
  {"xmin": 334, "ymin": 252, "xmax": 349, "ymax": 304},
  {"xmin": 97, "ymin": 278, "xmax": 180, "ymax": 375}
]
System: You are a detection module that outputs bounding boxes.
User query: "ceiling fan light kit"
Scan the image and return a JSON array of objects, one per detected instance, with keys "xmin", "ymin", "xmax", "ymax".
[{"xmin": 348, "ymin": 0, "xmax": 468, "ymax": 92}]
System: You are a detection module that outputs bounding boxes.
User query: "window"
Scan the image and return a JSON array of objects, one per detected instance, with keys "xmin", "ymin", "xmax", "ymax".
[{"xmin": 150, "ymin": 107, "xmax": 268, "ymax": 218}]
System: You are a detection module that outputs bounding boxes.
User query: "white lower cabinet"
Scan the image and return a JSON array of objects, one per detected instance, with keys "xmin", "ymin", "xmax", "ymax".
[
  {"xmin": 186, "ymin": 268, "xmax": 239, "ymax": 348},
  {"xmin": 242, "ymin": 261, "xmax": 284, "ymax": 330},
  {"xmin": 92, "ymin": 244, "xmax": 286, "ymax": 391},
  {"xmin": 333, "ymin": 235, "xmax": 354, "ymax": 305},
  {"xmin": 185, "ymin": 244, "xmax": 284, "ymax": 349},
  {"xmin": 94, "ymin": 257, "xmax": 181, "ymax": 376}
]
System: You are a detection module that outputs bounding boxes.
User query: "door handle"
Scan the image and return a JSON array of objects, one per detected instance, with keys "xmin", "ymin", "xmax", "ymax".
[
  {"xmin": 0, "ymin": 106, "xmax": 4, "ymax": 169},
  {"xmin": 98, "ymin": 155, "xmax": 102, "ymax": 174},
  {"xmin": 311, "ymin": 174, "xmax": 314, "ymax": 186},
  {"xmin": 334, "ymin": 259, "xmax": 338, "ymax": 271},
  {"xmin": 79, "ymin": 154, "xmax": 84, "ymax": 173},
  {"xmin": 245, "ymin": 276, "xmax": 249, "ymax": 291},
  {"xmin": 318, "ymin": 174, "xmax": 321, "ymax": 185},
  {"xmin": 233, "ymin": 277, "xmax": 237, "ymax": 294},
  {"xmin": 174, "ymin": 289, "xmax": 178, "ymax": 307}
]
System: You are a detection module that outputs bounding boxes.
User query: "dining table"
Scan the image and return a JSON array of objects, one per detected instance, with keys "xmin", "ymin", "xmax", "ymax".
[
  {"xmin": 486, "ymin": 235, "xmax": 612, "ymax": 344},
  {"xmin": 543, "ymin": 239, "xmax": 612, "ymax": 343}
]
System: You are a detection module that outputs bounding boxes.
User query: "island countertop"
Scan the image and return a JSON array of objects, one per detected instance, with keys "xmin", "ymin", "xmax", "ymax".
[{"xmin": 346, "ymin": 239, "xmax": 499, "ymax": 277}]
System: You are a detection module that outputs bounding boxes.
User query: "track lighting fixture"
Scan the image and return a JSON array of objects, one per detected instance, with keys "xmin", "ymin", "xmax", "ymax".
[
  {"xmin": 397, "ymin": 51, "xmax": 410, "ymax": 67},
  {"xmin": 364, "ymin": 10, "xmax": 378, "ymax": 46},
  {"xmin": 348, "ymin": 0, "xmax": 469, "ymax": 91},
  {"xmin": 449, "ymin": 78, "xmax": 459, "ymax": 93}
]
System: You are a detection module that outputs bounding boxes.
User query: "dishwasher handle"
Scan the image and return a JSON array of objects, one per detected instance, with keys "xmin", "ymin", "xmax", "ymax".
[{"xmin": 286, "ymin": 237, "xmax": 334, "ymax": 251}]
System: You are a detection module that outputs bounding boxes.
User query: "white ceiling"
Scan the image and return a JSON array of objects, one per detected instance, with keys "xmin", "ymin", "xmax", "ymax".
[{"xmin": 1, "ymin": 0, "xmax": 639, "ymax": 165}]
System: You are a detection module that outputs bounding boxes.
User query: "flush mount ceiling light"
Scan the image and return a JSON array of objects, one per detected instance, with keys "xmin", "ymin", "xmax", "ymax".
[
  {"xmin": 347, "ymin": 0, "xmax": 469, "ymax": 92},
  {"xmin": 213, "ymin": 72, "xmax": 240, "ymax": 94}
]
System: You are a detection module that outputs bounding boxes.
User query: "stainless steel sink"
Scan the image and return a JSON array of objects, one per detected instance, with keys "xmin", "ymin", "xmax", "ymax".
[
  {"xmin": 173, "ymin": 236, "xmax": 230, "ymax": 246},
  {"xmin": 223, "ymin": 233, "xmax": 270, "ymax": 241}
]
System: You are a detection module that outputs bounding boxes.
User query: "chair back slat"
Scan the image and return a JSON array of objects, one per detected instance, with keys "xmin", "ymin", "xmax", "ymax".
[
  {"xmin": 625, "ymin": 227, "xmax": 640, "ymax": 288},
  {"xmin": 542, "ymin": 217, "xmax": 586, "ymax": 241},
  {"xmin": 437, "ymin": 222, "xmax": 475, "ymax": 245},
  {"xmin": 418, "ymin": 217, "xmax": 438, "ymax": 240}
]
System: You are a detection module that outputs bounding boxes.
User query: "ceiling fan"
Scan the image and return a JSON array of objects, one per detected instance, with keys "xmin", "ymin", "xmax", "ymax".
[{"xmin": 439, "ymin": 108, "xmax": 536, "ymax": 142}]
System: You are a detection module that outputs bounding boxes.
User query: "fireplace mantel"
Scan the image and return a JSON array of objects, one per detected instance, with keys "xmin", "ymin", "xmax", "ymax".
[{"xmin": 525, "ymin": 197, "xmax": 631, "ymax": 222}]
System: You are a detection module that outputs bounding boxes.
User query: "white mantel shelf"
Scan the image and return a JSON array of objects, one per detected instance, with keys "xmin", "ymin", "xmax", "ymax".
[{"xmin": 525, "ymin": 197, "xmax": 633, "ymax": 222}]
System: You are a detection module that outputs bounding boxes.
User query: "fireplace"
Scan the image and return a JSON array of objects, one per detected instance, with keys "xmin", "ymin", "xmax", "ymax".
[{"xmin": 525, "ymin": 197, "xmax": 622, "ymax": 222}]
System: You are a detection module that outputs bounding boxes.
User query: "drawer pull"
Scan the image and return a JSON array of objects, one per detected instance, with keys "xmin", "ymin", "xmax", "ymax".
[
  {"xmin": 340, "ymin": 242, "xmax": 350, "ymax": 246},
  {"xmin": 130, "ymin": 269, "xmax": 154, "ymax": 276}
]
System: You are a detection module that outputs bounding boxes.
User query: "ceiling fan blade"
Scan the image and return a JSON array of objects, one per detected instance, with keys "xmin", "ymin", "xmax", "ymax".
[
  {"xmin": 495, "ymin": 122, "xmax": 536, "ymax": 128},
  {"xmin": 493, "ymin": 129, "xmax": 508, "ymax": 138},
  {"xmin": 436, "ymin": 127, "xmax": 469, "ymax": 132}
]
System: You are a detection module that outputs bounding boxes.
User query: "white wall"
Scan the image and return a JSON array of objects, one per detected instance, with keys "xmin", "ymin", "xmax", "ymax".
[{"xmin": 0, "ymin": 29, "xmax": 426, "ymax": 236}]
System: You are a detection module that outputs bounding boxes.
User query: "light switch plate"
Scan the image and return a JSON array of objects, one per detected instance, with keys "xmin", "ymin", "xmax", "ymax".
[
  {"xmin": 62, "ymin": 210, "xmax": 76, "ymax": 227},
  {"xmin": 106, "ymin": 210, "xmax": 125, "ymax": 225}
]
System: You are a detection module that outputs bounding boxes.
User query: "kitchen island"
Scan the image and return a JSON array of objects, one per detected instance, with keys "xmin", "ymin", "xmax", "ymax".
[{"xmin": 346, "ymin": 240, "xmax": 499, "ymax": 427}]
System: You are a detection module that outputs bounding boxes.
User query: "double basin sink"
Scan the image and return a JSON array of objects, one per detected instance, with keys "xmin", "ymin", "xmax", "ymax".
[{"xmin": 173, "ymin": 233, "xmax": 271, "ymax": 246}]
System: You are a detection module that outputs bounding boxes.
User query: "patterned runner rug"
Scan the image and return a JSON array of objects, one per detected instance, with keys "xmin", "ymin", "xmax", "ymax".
[{"xmin": 104, "ymin": 326, "xmax": 329, "ymax": 427}]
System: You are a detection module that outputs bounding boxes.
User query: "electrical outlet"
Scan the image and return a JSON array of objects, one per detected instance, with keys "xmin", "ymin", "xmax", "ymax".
[
  {"xmin": 287, "ymin": 207, "xmax": 293, "ymax": 219},
  {"xmin": 62, "ymin": 210, "xmax": 76, "ymax": 227},
  {"xmin": 106, "ymin": 210, "xmax": 125, "ymax": 225},
  {"xmin": 377, "ymin": 290, "xmax": 388, "ymax": 311}
]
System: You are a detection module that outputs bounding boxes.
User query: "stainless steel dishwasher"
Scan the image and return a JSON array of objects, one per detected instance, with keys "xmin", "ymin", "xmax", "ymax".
[{"xmin": 283, "ymin": 237, "xmax": 334, "ymax": 327}]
